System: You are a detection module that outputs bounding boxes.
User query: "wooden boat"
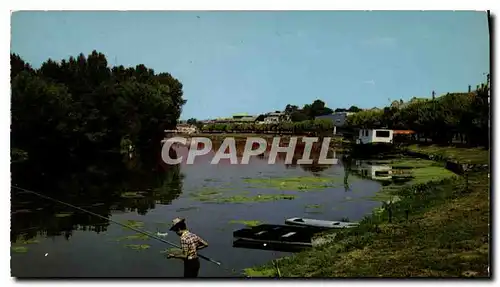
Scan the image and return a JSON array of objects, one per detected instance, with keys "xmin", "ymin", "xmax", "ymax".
[
  {"xmin": 285, "ymin": 217, "xmax": 359, "ymax": 229},
  {"xmin": 233, "ymin": 224, "xmax": 320, "ymax": 248}
]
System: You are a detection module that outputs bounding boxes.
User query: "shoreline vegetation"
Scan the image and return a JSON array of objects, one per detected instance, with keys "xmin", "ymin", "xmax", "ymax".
[{"xmin": 244, "ymin": 145, "xmax": 489, "ymax": 277}]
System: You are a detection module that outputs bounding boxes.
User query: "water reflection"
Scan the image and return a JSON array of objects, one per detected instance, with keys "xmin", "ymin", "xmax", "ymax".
[
  {"xmin": 350, "ymin": 161, "xmax": 414, "ymax": 184},
  {"xmin": 11, "ymin": 150, "xmax": 184, "ymax": 243}
]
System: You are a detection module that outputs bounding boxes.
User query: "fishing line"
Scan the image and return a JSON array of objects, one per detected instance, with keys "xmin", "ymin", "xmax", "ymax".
[{"xmin": 11, "ymin": 185, "xmax": 223, "ymax": 267}]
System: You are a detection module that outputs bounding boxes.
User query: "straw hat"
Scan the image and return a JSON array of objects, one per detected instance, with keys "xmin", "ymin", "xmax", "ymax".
[{"xmin": 169, "ymin": 217, "xmax": 186, "ymax": 230}]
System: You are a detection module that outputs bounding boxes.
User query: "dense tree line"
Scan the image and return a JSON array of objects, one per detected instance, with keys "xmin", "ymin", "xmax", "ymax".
[
  {"xmin": 345, "ymin": 76, "xmax": 490, "ymax": 147},
  {"xmin": 201, "ymin": 119, "xmax": 335, "ymax": 135},
  {"xmin": 11, "ymin": 51, "xmax": 186, "ymax": 162}
]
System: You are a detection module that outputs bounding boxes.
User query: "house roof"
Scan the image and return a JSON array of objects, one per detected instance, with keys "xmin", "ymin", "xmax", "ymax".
[{"xmin": 393, "ymin": 130, "xmax": 416, "ymax": 135}]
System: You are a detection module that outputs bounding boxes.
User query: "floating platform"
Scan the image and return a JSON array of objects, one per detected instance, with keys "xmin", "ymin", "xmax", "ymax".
[
  {"xmin": 232, "ymin": 238, "xmax": 309, "ymax": 253},
  {"xmin": 232, "ymin": 224, "xmax": 320, "ymax": 249}
]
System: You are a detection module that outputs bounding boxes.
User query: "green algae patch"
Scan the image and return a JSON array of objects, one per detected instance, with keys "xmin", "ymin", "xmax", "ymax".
[
  {"xmin": 124, "ymin": 244, "xmax": 150, "ymax": 251},
  {"xmin": 189, "ymin": 186, "xmax": 229, "ymax": 201},
  {"xmin": 54, "ymin": 212, "xmax": 73, "ymax": 218},
  {"xmin": 244, "ymin": 176, "xmax": 343, "ymax": 192},
  {"xmin": 229, "ymin": 220, "xmax": 263, "ymax": 227},
  {"xmin": 11, "ymin": 246, "xmax": 29, "ymax": 253},
  {"xmin": 115, "ymin": 233, "xmax": 150, "ymax": 241},
  {"xmin": 123, "ymin": 220, "xmax": 144, "ymax": 229},
  {"xmin": 19, "ymin": 238, "xmax": 40, "ymax": 245},
  {"xmin": 211, "ymin": 193, "xmax": 296, "ymax": 204}
]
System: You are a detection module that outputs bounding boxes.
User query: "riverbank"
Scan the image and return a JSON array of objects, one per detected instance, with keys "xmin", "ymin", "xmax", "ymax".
[
  {"xmin": 405, "ymin": 144, "xmax": 489, "ymax": 165},
  {"xmin": 244, "ymin": 146, "xmax": 490, "ymax": 277}
]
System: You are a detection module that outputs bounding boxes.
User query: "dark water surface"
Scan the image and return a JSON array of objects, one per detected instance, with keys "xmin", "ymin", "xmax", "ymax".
[{"xmin": 11, "ymin": 146, "xmax": 382, "ymax": 277}]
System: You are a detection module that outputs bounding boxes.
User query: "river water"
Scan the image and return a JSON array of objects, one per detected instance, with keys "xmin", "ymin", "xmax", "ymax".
[{"xmin": 11, "ymin": 143, "xmax": 383, "ymax": 278}]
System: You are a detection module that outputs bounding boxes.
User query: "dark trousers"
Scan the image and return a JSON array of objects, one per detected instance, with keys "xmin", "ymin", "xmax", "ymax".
[{"xmin": 184, "ymin": 258, "xmax": 200, "ymax": 278}]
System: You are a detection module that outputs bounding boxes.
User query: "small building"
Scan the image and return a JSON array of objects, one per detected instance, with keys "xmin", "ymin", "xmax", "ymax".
[
  {"xmin": 315, "ymin": 112, "xmax": 356, "ymax": 135},
  {"xmin": 356, "ymin": 128, "xmax": 393, "ymax": 144},
  {"xmin": 165, "ymin": 124, "xmax": 198, "ymax": 135},
  {"xmin": 315, "ymin": 112, "xmax": 355, "ymax": 127}
]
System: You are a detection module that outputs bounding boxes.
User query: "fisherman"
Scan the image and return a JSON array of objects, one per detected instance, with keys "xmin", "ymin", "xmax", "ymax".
[{"xmin": 167, "ymin": 217, "xmax": 208, "ymax": 278}]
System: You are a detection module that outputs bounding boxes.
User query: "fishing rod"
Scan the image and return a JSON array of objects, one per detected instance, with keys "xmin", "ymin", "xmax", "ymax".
[{"xmin": 11, "ymin": 185, "xmax": 222, "ymax": 266}]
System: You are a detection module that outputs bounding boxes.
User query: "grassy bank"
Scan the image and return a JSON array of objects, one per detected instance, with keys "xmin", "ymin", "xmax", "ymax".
[
  {"xmin": 245, "ymin": 147, "xmax": 490, "ymax": 278},
  {"xmin": 406, "ymin": 144, "xmax": 489, "ymax": 165}
]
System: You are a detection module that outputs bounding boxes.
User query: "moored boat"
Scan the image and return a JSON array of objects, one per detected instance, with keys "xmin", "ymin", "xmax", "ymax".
[
  {"xmin": 285, "ymin": 217, "xmax": 359, "ymax": 229},
  {"xmin": 232, "ymin": 224, "xmax": 319, "ymax": 248}
]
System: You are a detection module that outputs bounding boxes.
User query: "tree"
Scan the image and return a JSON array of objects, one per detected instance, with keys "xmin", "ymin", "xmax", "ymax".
[
  {"xmin": 347, "ymin": 106, "xmax": 361, "ymax": 112},
  {"xmin": 256, "ymin": 114, "xmax": 266, "ymax": 121},
  {"xmin": 11, "ymin": 51, "xmax": 187, "ymax": 161},
  {"xmin": 186, "ymin": 118, "xmax": 198, "ymax": 125}
]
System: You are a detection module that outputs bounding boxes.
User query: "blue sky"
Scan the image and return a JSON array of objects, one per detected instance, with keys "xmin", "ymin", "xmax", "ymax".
[{"xmin": 11, "ymin": 11, "xmax": 489, "ymax": 120}]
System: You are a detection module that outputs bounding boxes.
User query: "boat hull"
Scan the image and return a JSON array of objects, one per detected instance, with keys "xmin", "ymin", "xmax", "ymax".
[
  {"xmin": 285, "ymin": 217, "xmax": 359, "ymax": 229},
  {"xmin": 232, "ymin": 224, "xmax": 319, "ymax": 249}
]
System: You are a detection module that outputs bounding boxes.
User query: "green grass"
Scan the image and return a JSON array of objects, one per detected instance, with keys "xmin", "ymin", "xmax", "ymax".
[
  {"xmin": 407, "ymin": 144, "xmax": 489, "ymax": 165},
  {"xmin": 245, "ymin": 148, "xmax": 489, "ymax": 278}
]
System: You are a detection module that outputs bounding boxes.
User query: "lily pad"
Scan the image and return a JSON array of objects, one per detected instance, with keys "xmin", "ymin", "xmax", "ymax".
[
  {"xmin": 115, "ymin": 233, "xmax": 150, "ymax": 241},
  {"xmin": 229, "ymin": 220, "xmax": 263, "ymax": 227},
  {"xmin": 123, "ymin": 220, "xmax": 144, "ymax": 229},
  {"xmin": 209, "ymin": 193, "xmax": 296, "ymax": 204},
  {"xmin": 11, "ymin": 246, "xmax": 28, "ymax": 253},
  {"xmin": 243, "ymin": 176, "xmax": 343, "ymax": 192}
]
